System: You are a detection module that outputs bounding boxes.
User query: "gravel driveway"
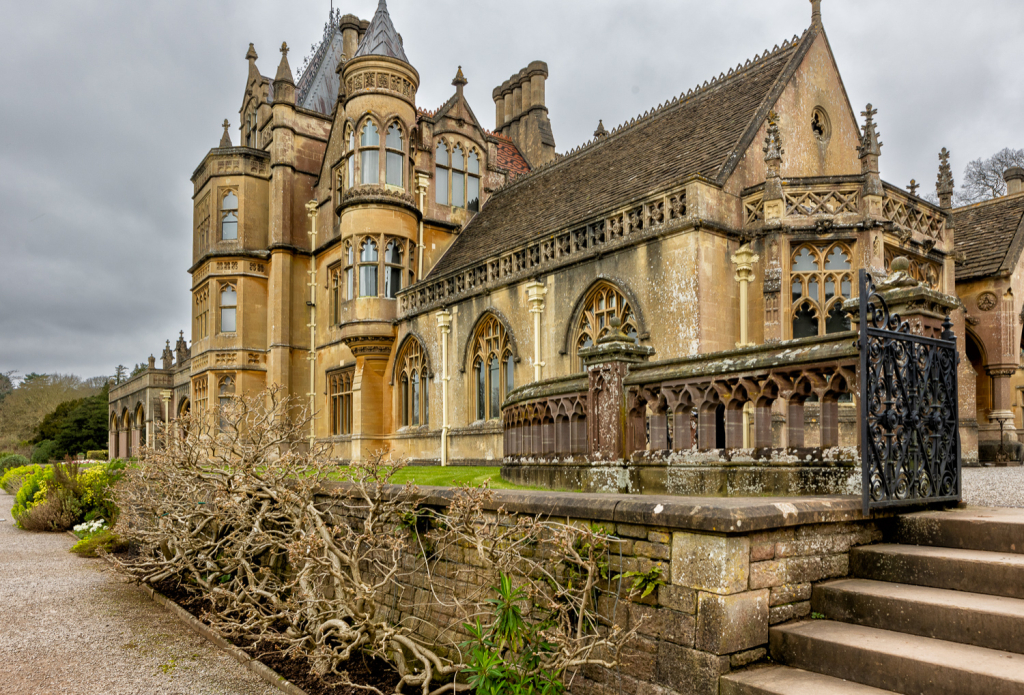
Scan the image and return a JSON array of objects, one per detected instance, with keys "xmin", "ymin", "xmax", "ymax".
[
  {"xmin": 962, "ymin": 465, "xmax": 1024, "ymax": 508},
  {"xmin": 0, "ymin": 492, "xmax": 279, "ymax": 695}
]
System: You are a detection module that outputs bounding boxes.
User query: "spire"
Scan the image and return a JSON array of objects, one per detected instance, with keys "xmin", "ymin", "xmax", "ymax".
[
  {"xmin": 219, "ymin": 119, "xmax": 232, "ymax": 148},
  {"xmin": 594, "ymin": 120, "xmax": 608, "ymax": 140},
  {"xmin": 810, "ymin": 0, "xmax": 822, "ymax": 27},
  {"xmin": 353, "ymin": 0, "xmax": 409, "ymax": 63},
  {"xmin": 763, "ymin": 110, "xmax": 784, "ymax": 204},
  {"xmin": 937, "ymin": 147, "xmax": 955, "ymax": 209},
  {"xmin": 244, "ymin": 43, "xmax": 260, "ymax": 87},
  {"xmin": 452, "ymin": 66, "xmax": 467, "ymax": 98},
  {"xmin": 275, "ymin": 42, "xmax": 294, "ymax": 84},
  {"xmin": 859, "ymin": 104, "xmax": 883, "ymax": 197},
  {"xmin": 162, "ymin": 340, "xmax": 174, "ymax": 370}
]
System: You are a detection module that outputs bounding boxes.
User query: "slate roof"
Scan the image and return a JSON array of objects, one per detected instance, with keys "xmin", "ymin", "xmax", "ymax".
[
  {"xmin": 426, "ymin": 32, "xmax": 809, "ymax": 280},
  {"xmin": 353, "ymin": 0, "xmax": 409, "ymax": 63},
  {"xmin": 953, "ymin": 193, "xmax": 1024, "ymax": 281},
  {"xmin": 493, "ymin": 135, "xmax": 531, "ymax": 179}
]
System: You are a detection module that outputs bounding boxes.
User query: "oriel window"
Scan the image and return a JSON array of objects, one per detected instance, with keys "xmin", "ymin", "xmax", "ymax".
[{"xmin": 221, "ymin": 191, "xmax": 238, "ymax": 240}]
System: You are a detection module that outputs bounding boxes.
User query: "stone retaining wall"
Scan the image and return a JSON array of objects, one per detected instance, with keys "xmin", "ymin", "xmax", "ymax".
[{"xmin": 318, "ymin": 486, "xmax": 884, "ymax": 695}]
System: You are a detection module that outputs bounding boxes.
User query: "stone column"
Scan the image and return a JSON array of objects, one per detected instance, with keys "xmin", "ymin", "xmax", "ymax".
[
  {"xmin": 160, "ymin": 389, "xmax": 171, "ymax": 451},
  {"xmin": 436, "ymin": 311, "xmax": 452, "ymax": 466},
  {"xmin": 525, "ymin": 281, "xmax": 547, "ymax": 382},
  {"xmin": 732, "ymin": 245, "xmax": 759, "ymax": 348},
  {"xmin": 580, "ymin": 318, "xmax": 653, "ymax": 460}
]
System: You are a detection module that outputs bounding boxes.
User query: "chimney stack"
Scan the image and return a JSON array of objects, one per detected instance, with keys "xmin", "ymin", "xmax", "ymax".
[
  {"xmin": 491, "ymin": 61, "xmax": 555, "ymax": 166},
  {"xmin": 1005, "ymin": 167, "xmax": 1024, "ymax": 196},
  {"xmin": 339, "ymin": 14, "xmax": 361, "ymax": 59}
]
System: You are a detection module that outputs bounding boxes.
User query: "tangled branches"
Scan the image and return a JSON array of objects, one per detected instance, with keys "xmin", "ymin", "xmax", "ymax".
[{"xmin": 112, "ymin": 388, "xmax": 637, "ymax": 694}]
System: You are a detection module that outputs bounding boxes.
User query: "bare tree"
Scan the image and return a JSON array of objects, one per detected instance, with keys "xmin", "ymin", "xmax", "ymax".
[
  {"xmin": 111, "ymin": 387, "xmax": 636, "ymax": 695},
  {"xmin": 959, "ymin": 147, "xmax": 1024, "ymax": 204}
]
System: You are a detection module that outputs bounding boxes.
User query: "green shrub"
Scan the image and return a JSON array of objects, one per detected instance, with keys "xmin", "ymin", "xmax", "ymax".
[
  {"xmin": 0, "ymin": 453, "xmax": 29, "ymax": 477},
  {"xmin": 10, "ymin": 460, "xmax": 125, "ymax": 532},
  {"xmin": 86, "ymin": 450, "xmax": 108, "ymax": 461},
  {"xmin": 31, "ymin": 440, "xmax": 57, "ymax": 463},
  {"xmin": 11, "ymin": 465, "xmax": 52, "ymax": 522},
  {"xmin": 1, "ymin": 463, "xmax": 39, "ymax": 495},
  {"xmin": 70, "ymin": 528, "xmax": 127, "ymax": 557}
]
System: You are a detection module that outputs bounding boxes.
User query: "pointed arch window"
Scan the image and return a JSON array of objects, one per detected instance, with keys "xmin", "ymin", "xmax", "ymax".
[
  {"xmin": 218, "ymin": 375, "xmax": 235, "ymax": 430},
  {"xmin": 193, "ymin": 377, "xmax": 208, "ymax": 414},
  {"xmin": 384, "ymin": 239, "xmax": 403, "ymax": 299},
  {"xmin": 329, "ymin": 263, "xmax": 341, "ymax": 325},
  {"xmin": 435, "ymin": 141, "xmax": 449, "ymax": 205},
  {"xmin": 360, "ymin": 120, "xmax": 380, "ymax": 185},
  {"xmin": 385, "ymin": 123, "xmax": 404, "ymax": 189},
  {"xmin": 398, "ymin": 339, "xmax": 429, "ymax": 427},
  {"xmin": 451, "ymin": 145, "xmax": 465, "ymax": 208},
  {"xmin": 470, "ymin": 315, "xmax": 513, "ymax": 421},
  {"xmin": 195, "ymin": 284, "xmax": 209, "ymax": 341},
  {"xmin": 135, "ymin": 404, "xmax": 146, "ymax": 447},
  {"xmin": 467, "ymin": 150, "xmax": 481, "ymax": 212},
  {"xmin": 344, "ymin": 242, "xmax": 355, "ymax": 301},
  {"xmin": 790, "ymin": 242, "xmax": 853, "ymax": 339},
  {"xmin": 346, "ymin": 126, "xmax": 355, "ymax": 189},
  {"xmin": 572, "ymin": 283, "xmax": 639, "ymax": 371},
  {"xmin": 359, "ymin": 238, "xmax": 378, "ymax": 297},
  {"xmin": 221, "ymin": 191, "xmax": 238, "ymax": 240},
  {"xmin": 220, "ymin": 284, "xmax": 237, "ymax": 333}
]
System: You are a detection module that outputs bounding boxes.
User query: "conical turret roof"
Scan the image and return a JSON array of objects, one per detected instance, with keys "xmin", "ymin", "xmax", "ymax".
[{"xmin": 353, "ymin": 0, "xmax": 409, "ymax": 63}]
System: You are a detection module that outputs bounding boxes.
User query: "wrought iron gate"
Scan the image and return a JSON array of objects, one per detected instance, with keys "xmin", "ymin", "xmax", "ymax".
[{"xmin": 859, "ymin": 270, "xmax": 961, "ymax": 514}]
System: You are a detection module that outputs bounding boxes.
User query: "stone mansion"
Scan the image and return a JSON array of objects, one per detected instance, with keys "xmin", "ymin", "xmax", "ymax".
[{"xmin": 109, "ymin": 0, "xmax": 1024, "ymax": 473}]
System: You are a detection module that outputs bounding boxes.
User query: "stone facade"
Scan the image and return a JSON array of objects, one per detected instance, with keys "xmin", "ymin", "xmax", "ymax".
[{"xmin": 113, "ymin": 1, "xmax": 1000, "ymax": 471}]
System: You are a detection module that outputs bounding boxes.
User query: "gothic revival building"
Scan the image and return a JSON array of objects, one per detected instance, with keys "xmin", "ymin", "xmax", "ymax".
[{"xmin": 110, "ymin": 0, "xmax": 1024, "ymax": 469}]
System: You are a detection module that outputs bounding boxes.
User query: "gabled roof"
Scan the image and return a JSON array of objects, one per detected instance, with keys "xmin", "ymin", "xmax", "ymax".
[
  {"xmin": 354, "ymin": 0, "xmax": 409, "ymax": 63},
  {"xmin": 953, "ymin": 193, "xmax": 1024, "ymax": 281},
  {"xmin": 425, "ymin": 29, "xmax": 813, "ymax": 280}
]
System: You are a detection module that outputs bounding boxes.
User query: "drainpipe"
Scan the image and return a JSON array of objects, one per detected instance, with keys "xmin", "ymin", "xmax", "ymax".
[
  {"xmin": 731, "ymin": 244, "xmax": 759, "ymax": 348},
  {"xmin": 525, "ymin": 281, "xmax": 547, "ymax": 382},
  {"xmin": 416, "ymin": 173, "xmax": 429, "ymax": 280},
  {"xmin": 306, "ymin": 200, "xmax": 319, "ymax": 450},
  {"xmin": 160, "ymin": 389, "xmax": 171, "ymax": 450},
  {"xmin": 436, "ymin": 310, "xmax": 452, "ymax": 466}
]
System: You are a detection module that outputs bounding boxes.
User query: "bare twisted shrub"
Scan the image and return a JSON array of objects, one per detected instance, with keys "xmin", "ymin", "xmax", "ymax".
[{"xmin": 112, "ymin": 387, "xmax": 637, "ymax": 694}]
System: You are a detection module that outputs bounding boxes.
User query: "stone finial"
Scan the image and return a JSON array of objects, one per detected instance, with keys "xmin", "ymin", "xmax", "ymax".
[
  {"xmin": 810, "ymin": 0, "xmax": 822, "ymax": 26},
  {"xmin": 175, "ymin": 330, "xmax": 190, "ymax": 364},
  {"xmin": 594, "ymin": 120, "xmax": 609, "ymax": 140},
  {"xmin": 936, "ymin": 147, "xmax": 955, "ymax": 209},
  {"xmin": 858, "ymin": 104, "xmax": 882, "ymax": 161},
  {"xmin": 275, "ymin": 42, "xmax": 293, "ymax": 83},
  {"xmin": 907, "ymin": 179, "xmax": 920, "ymax": 197},
  {"xmin": 763, "ymin": 110, "xmax": 784, "ymax": 165},
  {"xmin": 245, "ymin": 43, "xmax": 258, "ymax": 62},
  {"xmin": 876, "ymin": 256, "xmax": 920, "ymax": 292},
  {"xmin": 219, "ymin": 119, "xmax": 232, "ymax": 148},
  {"xmin": 161, "ymin": 340, "xmax": 174, "ymax": 370},
  {"xmin": 452, "ymin": 65, "xmax": 467, "ymax": 88},
  {"xmin": 763, "ymin": 111, "xmax": 784, "ymax": 208},
  {"xmin": 148, "ymin": 355, "xmax": 156, "ymax": 370},
  {"xmin": 598, "ymin": 316, "xmax": 630, "ymax": 345}
]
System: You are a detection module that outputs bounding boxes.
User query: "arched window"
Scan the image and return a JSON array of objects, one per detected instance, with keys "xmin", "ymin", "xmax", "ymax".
[
  {"xmin": 221, "ymin": 191, "xmax": 238, "ymax": 240},
  {"xmin": 790, "ymin": 242, "xmax": 853, "ymax": 339},
  {"xmin": 385, "ymin": 123, "xmax": 404, "ymax": 188},
  {"xmin": 346, "ymin": 126, "xmax": 355, "ymax": 189},
  {"xmin": 467, "ymin": 150, "xmax": 481, "ymax": 212},
  {"xmin": 451, "ymin": 145, "xmax": 465, "ymax": 208},
  {"xmin": 435, "ymin": 141, "xmax": 449, "ymax": 205},
  {"xmin": 329, "ymin": 370, "xmax": 354, "ymax": 435},
  {"xmin": 359, "ymin": 238, "xmax": 378, "ymax": 297},
  {"xmin": 344, "ymin": 242, "xmax": 355, "ymax": 300},
  {"xmin": 384, "ymin": 240, "xmax": 403, "ymax": 299},
  {"xmin": 218, "ymin": 376, "xmax": 235, "ymax": 430},
  {"xmin": 329, "ymin": 263, "xmax": 341, "ymax": 325},
  {"xmin": 397, "ymin": 339, "xmax": 429, "ymax": 427},
  {"xmin": 360, "ymin": 120, "xmax": 379, "ymax": 185},
  {"xmin": 246, "ymin": 110, "xmax": 258, "ymax": 147},
  {"xmin": 135, "ymin": 405, "xmax": 146, "ymax": 447},
  {"xmin": 572, "ymin": 283, "xmax": 639, "ymax": 372},
  {"xmin": 470, "ymin": 315, "xmax": 513, "ymax": 421},
  {"xmin": 220, "ymin": 284, "xmax": 237, "ymax": 333},
  {"xmin": 195, "ymin": 284, "xmax": 209, "ymax": 341}
]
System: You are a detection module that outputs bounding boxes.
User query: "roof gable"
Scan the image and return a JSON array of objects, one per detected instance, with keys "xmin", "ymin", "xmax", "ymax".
[
  {"xmin": 426, "ymin": 31, "xmax": 811, "ymax": 280},
  {"xmin": 953, "ymin": 194, "xmax": 1024, "ymax": 281}
]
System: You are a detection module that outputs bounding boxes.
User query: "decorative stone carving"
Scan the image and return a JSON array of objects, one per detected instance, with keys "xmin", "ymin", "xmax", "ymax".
[{"xmin": 977, "ymin": 292, "xmax": 998, "ymax": 312}]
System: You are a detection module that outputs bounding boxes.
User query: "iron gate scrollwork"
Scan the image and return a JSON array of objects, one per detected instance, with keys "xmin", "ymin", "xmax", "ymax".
[{"xmin": 859, "ymin": 269, "xmax": 961, "ymax": 514}]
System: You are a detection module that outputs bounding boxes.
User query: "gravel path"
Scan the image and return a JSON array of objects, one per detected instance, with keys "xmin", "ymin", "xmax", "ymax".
[
  {"xmin": 0, "ymin": 493, "xmax": 280, "ymax": 695},
  {"xmin": 963, "ymin": 465, "xmax": 1024, "ymax": 508}
]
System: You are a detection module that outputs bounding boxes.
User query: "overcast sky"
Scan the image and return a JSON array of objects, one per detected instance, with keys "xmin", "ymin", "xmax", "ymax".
[{"xmin": 0, "ymin": 0, "xmax": 1021, "ymax": 380}]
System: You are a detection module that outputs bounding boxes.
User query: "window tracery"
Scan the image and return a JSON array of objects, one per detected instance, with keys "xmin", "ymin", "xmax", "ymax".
[
  {"xmin": 397, "ymin": 338, "xmax": 429, "ymax": 427},
  {"xmin": 385, "ymin": 123, "xmax": 404, "ymax": 189},
  {"xmin": 218, "ymin": 375, "xmax": 235, "ymax": 430},
  {"xmin": 195, "ymin": 284, "xmax": 209, "ymax": 341},
  {"xmin": 790, "ymin": 242, "xmax": 853, "ymax": 339},
  {"xmin": 572, "ymin": 283, "xmax": 639, "ymax": 371},
  {"xmin": 470, "ymin": 315, "xmax": 513, "ymax": 421},
  {"xmin": 359, "ymin": 238, "xmax": 378, "ymax": 297},
  {"xmin": 384, "ymin": 240, "xmax": 404, "ymax": 299},
  {"xmin": 435, "ymin": 141, "xmax": 449, "ymax": 205}
]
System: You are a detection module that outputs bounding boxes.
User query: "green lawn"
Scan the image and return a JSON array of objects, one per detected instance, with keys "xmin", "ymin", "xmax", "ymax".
[{"xmin": 388, "ymin": 466, "xmax": 538, "ymax": 490}]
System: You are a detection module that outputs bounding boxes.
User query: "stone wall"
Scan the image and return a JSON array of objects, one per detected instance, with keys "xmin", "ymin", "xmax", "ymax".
[{"xmin": 319, "ymin": 485, "xmax": 882, "ymax": 695}]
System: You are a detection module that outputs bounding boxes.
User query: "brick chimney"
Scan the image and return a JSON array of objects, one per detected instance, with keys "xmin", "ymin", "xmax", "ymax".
[
  {"xmin": 492, "ymin": 61, "xmax": 555, "ymax": 167},
  {"xmin": 1005, "ymin": 167, "xmax": 1024, "ymax": 196}
]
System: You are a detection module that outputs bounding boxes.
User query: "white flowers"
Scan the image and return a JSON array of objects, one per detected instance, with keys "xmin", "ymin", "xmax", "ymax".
[{"xmin": 73, "ymin": 519, "xmax": 107, "ymax": 535}]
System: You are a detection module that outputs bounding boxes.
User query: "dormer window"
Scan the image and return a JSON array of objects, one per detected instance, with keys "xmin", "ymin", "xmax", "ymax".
[
  {"xmin": 221, "ymin": 191, "xmax": 238, "ymax": 240},
  {"xmin": 360, "ymin": 121, "xmax": 379, "ymax": 186},
  {"xmin": 385, "ymin": 124, "xmax": 404, "ymax": 189}
]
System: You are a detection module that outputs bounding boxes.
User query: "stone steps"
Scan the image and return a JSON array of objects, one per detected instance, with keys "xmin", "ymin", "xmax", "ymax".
[
  {"xmin": 812, "ymin": 577, "xmax": 1024, "ymax": 653},
  {"xmin": 770, "ymin": 619, "xmax": 1024, "ymax": 695},
  {"xmin": 720, "ymin": 665, "xmax": 898, "ymax": 694},
  {"xmin": 851, "ymin": 543, "xmax": 1024, "ymax": 599},
  {"xmin": 888, "ymin": 507, "xmax": 1024, "ymax": 555}
]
